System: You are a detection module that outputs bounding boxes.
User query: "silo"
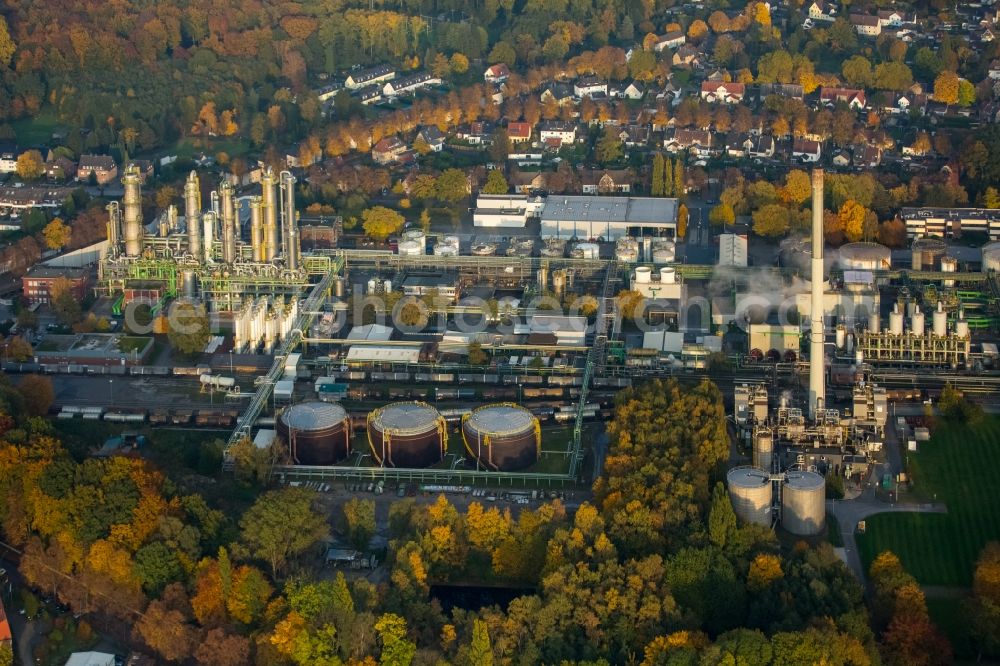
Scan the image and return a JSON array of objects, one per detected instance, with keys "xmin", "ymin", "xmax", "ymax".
[
  {"xmin": 982, "ymin": 242, "xmax": 1000, "ymax": 272},
  {"xmin": 911, "ymin": 237, "xmax": 947, "ymax": 270},
  {"xmin": 838, "ymin": 242, "xmax": 892, "ymax": 271},
  {"xmin": 911, "ymin": 306, "xmax": 925, "ymax": 336},
  {"xmin": 726, "ymin": 467, "xmax": 773, "ymax": 526},
  {"xmin": 278, "ymin": 401, "xmax": 351, "ymax": 465},
  {"xmin": 462, "ymin": 404, "xmax": 540, "ymax": 471},
  {"xmin": 122, "ymin": 164, "xmax": 144, "ymax": 257},
  {"xmin": 956, "ymin": 311, "xmax": 969, "ymax": 338},
  {"xmin": 781, "ymin": 470, "xmax": 826, "ymax": 536},
  {"xmin": 753, "ymin": 432, "xmax": 774, "ymax": 472},
  {"xmin": 367, "ymin": 402, "xmax": 446, "ymax": 468}
]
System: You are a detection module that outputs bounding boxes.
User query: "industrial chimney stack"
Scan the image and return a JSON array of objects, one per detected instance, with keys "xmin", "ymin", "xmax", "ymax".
[{"xmin": 809, "ymin": 168, "xmax": 826, "ymax": 419}]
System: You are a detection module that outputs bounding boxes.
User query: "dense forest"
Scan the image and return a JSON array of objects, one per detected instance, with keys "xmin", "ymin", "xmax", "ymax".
[{"xmin": 1, "ymin": 377, "xmax": 992, "ymax": 663}]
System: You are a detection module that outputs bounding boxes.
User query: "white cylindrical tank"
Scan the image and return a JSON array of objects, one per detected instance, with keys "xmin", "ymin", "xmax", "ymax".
[
  {"xmin": 911, "ymin": 307, "xmax": 925, "ymax": 336},
  {"xmin": 835, "ymin": 325, "xmax": 846, "ymax": 349},
  {"xmin": 911, "ymin": 237, "xmax": 947, "ymax": 271},
  {"xmin": 727, "ymin": 467, "xmax": 773, "ymax": 526},
  {"xmin": 200, "ymin": 374, "xmax": 235, "ymax": 389},
  {"xmin": 933, "ymin": 302, "xmax": 947, "ymax": 337},
  {"xmin": 782, "ymin": 470, "xmax": 826, "ymax": 536},
  {"xmin": 433, "ymin": 242, "xmax": 458, "ymax": 256},
  {"xmin": 941, "ymin": 255, "xmax": 957, "ymax": 287},
  {"xmin": 634, "ymin": 266, "xmax": 652, "ymax": 284},
  {"xmin": 652, "ymin": 240, "xmax": 676, "ymax": 263},
  {"xmin": 659, "ymin": 267, "xmax": 676, "ymax": 284},
  {"xmin": 753, "ymin": 434, "xmax": 774, "ymax": 472},
  {"xmin": 889, "ymin": 304, "xmax": 904, "ymax": 335},
  {"xmin": 956, "ymin": 314, "xmax": 969, "ymax": 338},
  {"xmin": 982, "ymin": 242, "xmax": 1000, "ymax": 272},
  {"xmin": 398, "ymin": 240, "xmax": 422, "ymax": 256},
  {"xmin": 615, "ymin": 237, "xmax": 639, "ymax": 262},
  {"xmin": 839, "ymin": 242, "xmax": 892, "ymax": 271},
  {"xmin": 868, "ymin": 312, "xmax": 880, "ymax": 334},
  {"xmin": 571, "ymin": 242, "xmax": 600, "ymax": 260}
]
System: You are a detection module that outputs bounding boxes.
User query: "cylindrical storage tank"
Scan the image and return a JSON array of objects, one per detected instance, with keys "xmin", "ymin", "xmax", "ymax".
[
  {"xmin": 933, "ymin": 303, "xmax": 947, "ymax": 337},
  {"xmin": 571, "ymin": 242, "xmax": 600, "ymax": 259},
  {"xmin": 659, "ymin": 267, "xmax": 676, "ymax": 284},
  {"xmin": 335, "ymin": 277, "xmax": 345, "ymax": 298},
  {"xmin": 278, "ymin": 402, "xmax": 351, "ymax": 465},
  {"xmin": 433, "ymin": 243, "xmax": 458, "ymax": 256},
  {"xmin": 889, "ymin": 305, "xmax": 904, "ymax": 335},
  {"xmin": 182, "ymin": 270, "xmax": 197, "ymax": 298},
  {"xmin": 835, "ymin": 325, "xmax": 846, "ymax": 350},
  {"xmin": 941, "ymin": 255, "xmax": 957, "ymax": 287},
  {"xmin": 911, "ymin": 307, "xmax": 925, "ymax": 336},
  {"xmin": 472, "ymin": 243, "xmax": 497, "ymax": 256},
  {"xmin": 462, "ymin": 404, "xmax": 540, "ymax": 471},
  {"xmin": 868, "ymin": 312, "xmax": 880, "ymax": 334},
  {"xmin": 634, "ymin": 266, "xmax": 652, "ymax": 284},
  {"xmin": 911, "ymin": 237, "xmax": 947, "ymax": 271},
  {"xmin": 753, "ymin": 434, "xmax": 774, "ymax": 472},
  {"xmin": 367, "ymin": 402, "xmax": 445, "ymax": 468},
  {"xmin": 398, "ymin": 240, "xmax": 422, "ymax": 256},
  {"xmin": 652, "ymin": 245, "xmax": 676, "ymax": 263},
  {"xmin": 615, "ymin": 238, "xmax": 639, "ymax": 262},
  {"xmin": 839, "ymin": 242, "xmax": 892, "ymax": 271},
  {"xmin": 782, "ymin": 471, "xmax": 826, "ymax": 536},
  {"xmin": 727, "ymin": 467, "xmax": 773, "ymax": 526},
  {"xmin": 956, "ymin": 316, "xmax": 969, "ymax": 338},
  {"xmin": 982, "ymin": 242, "xmax": 1000, "ymax": 272}
]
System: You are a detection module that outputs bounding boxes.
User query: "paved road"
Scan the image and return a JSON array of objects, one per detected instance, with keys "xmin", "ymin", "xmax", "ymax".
[{"xmin": 829, "ymin": 484, "xmax": 947, "ymax": 582}]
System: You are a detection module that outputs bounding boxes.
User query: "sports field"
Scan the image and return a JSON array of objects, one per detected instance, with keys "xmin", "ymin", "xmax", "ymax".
[{"xmin": 856, "ymin": 416, "xmax": 1000, "ymax": 586}]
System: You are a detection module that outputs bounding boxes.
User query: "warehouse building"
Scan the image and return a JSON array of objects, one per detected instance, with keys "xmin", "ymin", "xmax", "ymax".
[
  {"xmin": 472, "ymin": 194, "xmax": 544, "ymax": 228},
  {"xmin": 539, "ymin": 196, "xmax": 678, "ymax": 240}
]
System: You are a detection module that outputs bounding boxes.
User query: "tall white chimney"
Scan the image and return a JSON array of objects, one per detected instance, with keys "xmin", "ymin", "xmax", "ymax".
[{"xmin": 809, "ymin": 168, "xmax": 826, "ymax": 419}]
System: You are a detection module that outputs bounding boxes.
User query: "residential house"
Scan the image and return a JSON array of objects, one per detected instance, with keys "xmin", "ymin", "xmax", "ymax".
[
  {"xmin": 989, "ymin": 59, "xmax": 1000, "ymax": 80},
  {"xmin": 850, "ymin": 14, "xmax": 882, "ymax": 36},
  {"xmin": 456, "ymin": 121, "xmax": 494, "ymax": 146},
  {"xmin": 757, "ymin": 83, "xmax": 805, "ymax": 101},
  {"xmin": 371, "ymin": 137, "xmax": 409, "ymax": 165},
  {"xmin": 0, "ymin": 143, "xmax": 17, "ymax": 174},
  {"xmin": 700, "ymin": 82, "xmax": 746, "ymax": 104},
  {"xmin": 539, "ymin": 121, "xmax": 578, "ymax": 145},
  {"xmin": 22, "ymin": 266, "xmax": 90, "ymax": 306},
  {"xmin": 672, "ymin": 44, "xmax": 701, "ymax": 68},
  {"xmin": 315, "ymin": 81, "xmax": 343, "ymax": 102},
  {"xmin": 748, "ymin": 135, "xmax": 776, "ymax": 159},
  {"xmin": 484, "ymin": 63, "xmax": 511, "ymax": 83},
  {"xmin": 345, "ymin": 64, "xmax": 395, "ymax": 90},
  {"xmin": 724, "ymin": 133, "xmax": 751, "ymax": 158},
  {"xmin": 415, "ymin": 126, "xmax": 445, "ymax": 152},
  {"xmin": 831, "ymin": 148, "xmax": 851, "ymax": 168},
  {"xmin": 45, "ymin": 156, "xmax": 77, "ymax": 181},
  {"xmin": 664, "ymin": 128, "xmax": 713, "ymax": 157},
  {"xmin": 853, "ymin": 144, "xmax": 882, "ymax": 168},
  {"xmin": 884, "ymin": 92, "xmax": 927, "ymax": 115},
  {"xmin": 610, "ymin": 81, "xmax": 645, "ymax": 100},
  {"xmin": 654, "ymin": 31, "xmax": 686, "ymax": 51},
  {"xmin": 820, "ymin": 87, "xmax": 866, "ymax": 110},
  {"xmin": 877, "ymin": 10, "xmax": 907, "ymax": 26},
  {"xmin": 619, "ymin": 125, "xmax": 651, "ymax": 148},
  {"xmin": 77, "ymin": 154, "xmax": 118, "ymax": 184},
  {"xmin": 580, "ymin": 169, "xmax": 631, "ymax": 194},
  {"xmin": 357, "ymin": 85, "xmax": 383, "ymax": 105},
  {"xmin": 574, "ymin": 76, "xmax": 607, "ymax": 99},
  {"xmin": 540, "ymin": 82, "xmax": 575, "ymax": 106},
  {"xmin": 0, "ymin": 185, "xmax": 74, "ymax": 212},
  {"xmin": 792, "ymin": 138, "xmax": 822, "ymax": 162},
  {"xmin": 807, "ymin": 1, "xmax": 836, "ymax": 21},
  {"xmin": 509, "ymin": 170, "xmax": 548, "ymax": 194},
  {"xmin": 383, "ymin": 72, "xmax": 440, "ymax": 98},
  {"xmin": 507, "ymin": 122, "xmax": 533, "ymax": 143},
  {"xmin": 705, "ymin": 69, "xmax": 728, "ymax": 82}
]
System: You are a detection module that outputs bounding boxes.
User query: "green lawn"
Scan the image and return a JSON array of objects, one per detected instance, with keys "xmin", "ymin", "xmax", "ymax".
[
  {"xmin": 11, "ymin": 108, "xmax": 65, "ymax": 146},
  {"xmin": 856, "ymin": 417, "xmax": 1000, "ymax": 586}
]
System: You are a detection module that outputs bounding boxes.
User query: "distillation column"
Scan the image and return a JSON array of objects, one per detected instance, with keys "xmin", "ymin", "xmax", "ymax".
[
  {"xmin": 261, "ymin": 169, "xmax": 279, "ymax": 262},
  {"xmin": 105, "ymin": 202, "xmax": 121, "ymax": 252},
  {"xmin": 249, "ymin": 197, "xmax": 264, "ymax": 262},
  {"xmin": 122, "ymin": 164, "xmax": 144, "ymax": 257},
  {"xmin": 280, "ymin": 171, "xmax": 299, "ymax": 271},
  {"xmin": 202, "ymin": 211, "xmax": 217, "ymax": 263},
  {"xmin": 809, "ymin": 168, "xmax": 826, "ymax": 419},
  {"xmin": 220, "ymin": 181, "xmax": 237, "ymax": 264},
  {"xmin": 184, "ymin": 171, "xmax": 202, "ymax": 260}
]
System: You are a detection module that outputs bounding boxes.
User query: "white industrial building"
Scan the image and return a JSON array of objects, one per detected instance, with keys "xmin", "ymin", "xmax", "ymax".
[
  {"xmin": 718, "ymin": 234, "xmax": 748, "ymax": 267},
  {"xmin": 749, "ymin": 324, "xmax": 800, "ymax": 355},
  {"xmin": 528, "ymin": 314, "xmax": 587, "ymax": 346},
  {"xmin": 473, "ymin": 194, "xmax": 544, "ymax": 228},
  {"xmin": 902, "ymin": 207, "xmax": 1000, "ymax": 240},
  {"xmin": 540, "ymin": 196, "xmax": 678, "ymax": 240}
]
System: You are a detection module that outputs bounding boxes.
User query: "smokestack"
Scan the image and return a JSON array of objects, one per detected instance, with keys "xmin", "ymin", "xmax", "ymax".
[
  {"xmin": 184, "ymin": 171, "xmax": 202, "ymax": 261},
  {"xmin": 250, "ymin": 196, "xmax": 264, "ymax": 262},
  {"xmin": 220, "ymin": 181, "xmax": 236, "ymax": 263},
  {"xmin": 809, "ymin": 168, "xmax": 826, "ymax": 419},
  {"xmin": 261, "ymin": 169, "xmax": 279, "ymax": 262},
  {"xmin": 280, "ymin": 171, "xmax": 299, "ymax": 271},
  {"xmin": 122, "ymin": 164, "xmax": 144, "ymax": 257}
]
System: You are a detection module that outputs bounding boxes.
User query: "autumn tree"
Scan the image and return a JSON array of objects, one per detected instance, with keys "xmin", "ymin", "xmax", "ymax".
[
  {"xmin": 194, "ymin": 628, "xmax": 251, "ymax": 666},
  {"xmin": 969, "ymin": 542, "xmax": 1000, "ymax": 660},
  {"xmin": 6, "ymin": 336, "xmax": 32, "ymax": 362},
  {"xmin": 136, "ymin": 600, "xmax": 197, "ymax": 662},
  {"xmin": 15, "ymin": 150, "xmax": 44, "ymax": 180},
  {"xmin": 933, "ymin": 71, "xmax": 959, "ymax": 105},
  {"xmin": 482, "ymin": 170, "xmax": 509, "ymax": 195},
  {"xmin": 362, "ymin": 206, "xmax": 405, "ymax": 242},
  {"xmin": 468, "ymin": 342, "xmax": 488, "ymax": 366},
  {"xmin": 435, "ymin": 169, "xmax": 469, "ymax": 202},
  {"xmin": 239, "ymin": 487, "xmax": 329, "ymax": 577},
  {"xmin": 709, "ymin": 204, "xmax": 735, "ymax": 228},
  {"xmin": 677, "ymin": 204, "xmax": 688, "ymax": 240},
  {"xmin": 595, "ymin": 127, "xmax": 623, "ymax": 165},
  {"xmin": 450, "ymin": 53, "xmax": 469, "ymax": 74},
  {"xmin": 42, "ymin": 218, "xmax": 71, "ymax": 251},
  {"xmin": 0, "ymin": 16, "xmax": 15, "ymax": 68},
  {"xmin": 752, "ymin": 204, "xmax": 791, "ymax": 238},
  {"xmin": 50, "ymin": 277, "xmax": 82, "ymax": 326},
  {"xmin": 838, "ymin": 200, "xmax": 869, "ymax": 242},
  {"xmin": 342, "ymin": 498, "xmax": 376, "ymax": 550},
  {"xmin": 167, "ymin": 300, "xmax": 211, "ymax": 356},
  {"xmin": 18, "ymin": 374, "xmax": 54, "ymax": 417},
  {"xmin": 780, "ymin": 170, "xmax": 811, "ymax": 206}
]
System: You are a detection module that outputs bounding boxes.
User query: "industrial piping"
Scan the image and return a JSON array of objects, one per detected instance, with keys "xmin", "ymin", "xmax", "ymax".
[{"xmin": 809, "ymin": 168, "xmax": 826, "ymax": 419}]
